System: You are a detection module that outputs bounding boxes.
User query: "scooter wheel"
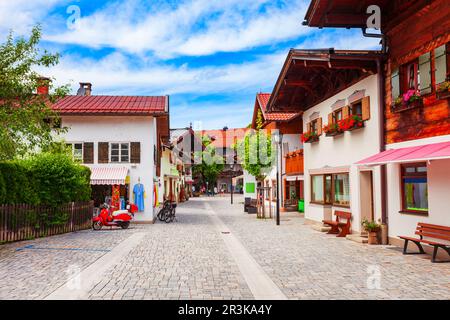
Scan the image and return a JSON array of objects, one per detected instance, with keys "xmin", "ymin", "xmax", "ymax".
[
  {"xmin": 92, "ymin": 221, "xmax": 103, "ymax": 231},
  {"xmin": 120, "ymin": 222, "xmax": 130, "ymax": 229}
]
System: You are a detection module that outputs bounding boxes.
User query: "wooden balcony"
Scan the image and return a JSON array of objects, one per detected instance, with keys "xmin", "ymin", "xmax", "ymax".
[{"xmin": 285, "ymin": 149, "xmax": 304, "ymax": 175}]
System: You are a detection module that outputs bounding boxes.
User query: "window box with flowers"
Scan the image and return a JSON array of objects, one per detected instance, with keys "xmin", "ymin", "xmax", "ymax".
[
  {"xmin": 323, "ymin": 123, "xmax": 343, "ymax": 137},
  {"xmin": 436, "ymin": 81, "xmax": 450, "ymax": 100},
  {"xmin": 392, "ymin": 90, "xmax": 424, "ymax": 113},
  {"xmin": 337, "ymin": 115, "xmax": 364, "ymax": 132},
  {"xmin": 301, "ymin": 131, "xmax": 319, "ymax": 143}
]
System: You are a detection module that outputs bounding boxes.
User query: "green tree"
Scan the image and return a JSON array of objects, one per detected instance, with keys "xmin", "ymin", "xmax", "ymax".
[
  {"xmin": 0, "ymin": 25, "xmax": 69, "ymax": 160},
  {"xmin": 236, "ymin": 129, "xmax": 275, "ymax": 181},
  {"xmin": 192, "ymin": 135, "xmax": 225, "ymax": 191}
]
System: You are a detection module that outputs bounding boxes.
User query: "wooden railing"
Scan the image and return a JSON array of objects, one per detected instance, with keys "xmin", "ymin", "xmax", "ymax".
[
  {"xmin": 0, "ymin": 201, "xmax": 94, "ymax": 244},
  {"xmin": 285, "ymin": 149, "xmax": 304, "ymax": 175}
]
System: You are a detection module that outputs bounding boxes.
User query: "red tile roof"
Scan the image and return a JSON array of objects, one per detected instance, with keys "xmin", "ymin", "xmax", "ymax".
[
  {"xmin": 52, "ymin": 95, "xmax": 167, "ymax": 115},
  {"xmin": 256, "ymin": 93, "xmax": 299, "ymax": 122},
  {"xmin": 197, "ymin": 128, "xmax": 250, "ymax": 148}
]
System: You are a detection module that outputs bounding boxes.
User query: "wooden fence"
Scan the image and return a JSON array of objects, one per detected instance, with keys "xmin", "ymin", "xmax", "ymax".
[{"xmin": 0, "ymin": 201, "xmax": 94, "ymax": 244}]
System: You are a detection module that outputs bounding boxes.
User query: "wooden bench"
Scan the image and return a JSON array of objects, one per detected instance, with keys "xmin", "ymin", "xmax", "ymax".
[
  {"xmin": 399, "ymin": 222, "xmax": 450, "ymax": 263},
  {"xmin": 322, "ymin": 211, "xmax": 351, "ymax": 237}
]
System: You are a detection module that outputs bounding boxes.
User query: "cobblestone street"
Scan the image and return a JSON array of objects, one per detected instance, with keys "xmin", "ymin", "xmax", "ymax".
[{"xmin": 0, "ymin": 196, "xmax": 449, "ymax": 300}]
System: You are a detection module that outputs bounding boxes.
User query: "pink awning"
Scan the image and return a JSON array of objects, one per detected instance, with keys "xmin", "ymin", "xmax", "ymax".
[
  {"xmin": 356, "ymin": 141, "xmax": 450, "ymax": 166},
  {"xmin": 89, "ymin": 167, "xmax": 129, "ymax": 185}
]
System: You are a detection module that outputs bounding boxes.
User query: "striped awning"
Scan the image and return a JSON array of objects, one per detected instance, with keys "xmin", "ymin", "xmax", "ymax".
[{"xmin": 89, "ymin": 167, "xmax": 129, "ymax": 185}]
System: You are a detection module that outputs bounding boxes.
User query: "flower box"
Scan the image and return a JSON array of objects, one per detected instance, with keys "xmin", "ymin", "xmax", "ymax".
[
  {"xmin": 392, "ymin": 89, "xmax": 424, "ymax": 113},
  {"xmin": 391, "ymin": 99, "xmax": 424, "ymax": 113},
  {"xmin": 303, "ymin": 135, "xmax": 319, "ymax": 143},
  {"xmin": 436, "ymin": 89, "xmax": 450, "ymax": 100},
  {"xmin": 323, "ymin": 123, "xmax": 343, "ymax": 137},
  {"xmin": 337, "ymin": 115, "xmax": 364, "ymax": 132},
  {"xmin": 301, "ymin": 131, "xmax": 319, "ymax": 143}
]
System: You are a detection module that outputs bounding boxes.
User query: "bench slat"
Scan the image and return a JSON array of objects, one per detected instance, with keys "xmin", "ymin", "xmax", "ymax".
[
  {"xmin": 417, "ymin": 227, "xmax": 450, "ymax": 237},
  {"xmin": 415, "ymin": 231, "xmax": 450, "ymax": 242},
  {"xmin": 417, "ymin": 222, "xmax": 450, "ymax": 232},
  {"xmin": 399, "ymin": 236, "xmax": 448, "ymax": 247}
]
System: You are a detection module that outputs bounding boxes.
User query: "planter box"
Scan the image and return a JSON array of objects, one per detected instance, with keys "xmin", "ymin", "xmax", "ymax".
[
  {"xmin": 436, "ymin": 90, "xmax": 450, "ymax": 100},
  {"xmin": 304, "ymin": 136, "xmax": 319, "ymax": 143},
  {"xmin": 325, "ymin": 131, "xmax": 343, "ymax": 137},
  {"xmin": 391, "ymin": 99, "xmax": 424, "ymax": 113},
  {"xmin": 347, "ymin": 122, "xmax": 365, "ymax": 132}
]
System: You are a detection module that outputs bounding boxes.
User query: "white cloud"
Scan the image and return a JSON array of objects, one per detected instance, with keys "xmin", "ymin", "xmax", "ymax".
[
  {"xmin": 295, "ymin": 29, "xmax": 382, "ymax": 50},
  {"xmin": 0, "ymin": 0, "xmax": 62, "ymax": 37},
  {"xmin": 43, "ymin": 0, "xmax": 311, "ymax": 58},
  {"xmin": 43, "ymin": 50, "xmax": 286, "ymax": 96}
]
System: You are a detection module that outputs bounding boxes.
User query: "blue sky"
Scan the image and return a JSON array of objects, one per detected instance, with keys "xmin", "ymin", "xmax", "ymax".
[{"xmin": 0, "ymin": 0, "xmax": 380, "ymax": 129}]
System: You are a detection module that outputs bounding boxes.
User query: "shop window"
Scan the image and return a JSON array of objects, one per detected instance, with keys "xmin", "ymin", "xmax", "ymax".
[
  {"xmin": 333, "ymin": 173, "xmax": 350, "ymax": 207},
  {"xmin": 311, "ymin": 173, "xmax": 349, "ymax": 206},
  {"xmin": 311, "ymin": 174, "xmax": 332, "ymax": 204},
  {"xmin": 67, "ymin": 142, "xmax": 83, "ymax": 162},
  {"xmin": 110, "ymin": 142, "xmax": 130, "ymax": 163},
  {"xmin": 272, "ymin": 180, "xmax": 277, "ymax": 200},
  {"xmin": 401, "ymin": 163, "xmax": 428, "ymax": 214}
]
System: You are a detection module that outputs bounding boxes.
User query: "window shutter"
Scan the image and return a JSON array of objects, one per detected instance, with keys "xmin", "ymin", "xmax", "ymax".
[
  {"xmin": 418, "ymin": 52, "xmax": 431, "ymax": 94},
  {"xmin": 306, "ymin": 122, "xmax": 311, "ymax": 133},
  {"xmin": 435, "ymin": 45, "xmax": 447, "ymax": 85},
  {"xmin": 342, "ymin": 106, "xmax": 350, "ymax": 119},
  {"xmin": 98, "ymin": 142, "xmax": 109, "ymax": 163},
  {"xmin": 361, "ymin": 96, "xmax": 371, "ymax": 121},
  {"xmin": 328, "ymin": 113, "xmax": 333, "ymax": 124},
  {"xmin": 131, "ymin": 142, "xmax": 141, "ymax": 164},
  {"xmin": 317, "ymin": 117, "xmax": 323, "ymax": 135},
  {"xmin": 83, "ymin": 143, "xmax": 94, "ymax": 164},
  {"xmin": 391, "ymin": 68, "xmax": 400, "ymax": 100}
]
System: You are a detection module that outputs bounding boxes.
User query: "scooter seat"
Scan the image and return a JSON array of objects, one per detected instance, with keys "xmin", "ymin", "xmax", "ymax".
[{"xmin": 112, "ymin": 210, "xmax": 129, "ymax": 217}]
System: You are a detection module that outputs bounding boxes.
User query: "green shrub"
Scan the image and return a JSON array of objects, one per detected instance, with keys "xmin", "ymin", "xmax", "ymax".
[
  {"xmin": 0, "ymin": 152, "xmax": 91, "ymax": 206},
  {"xmin": 0, "ymin": 161, "xmax": 38, "ymax": 204}
]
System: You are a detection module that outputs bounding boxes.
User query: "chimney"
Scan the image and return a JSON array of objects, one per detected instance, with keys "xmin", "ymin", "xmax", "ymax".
[
  {"xmin": 77, "ymin": 82, "xmax": 92, "ymax": 96},
  {"xmin": 37, "ymin": 77, "xmax": 51, "ymax": 95}
]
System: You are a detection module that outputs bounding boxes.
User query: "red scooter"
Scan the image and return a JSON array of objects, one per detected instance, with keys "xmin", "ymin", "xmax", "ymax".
[{"xmin": 92, "ymin": 203, "xmax": 136, "ymax": 230}]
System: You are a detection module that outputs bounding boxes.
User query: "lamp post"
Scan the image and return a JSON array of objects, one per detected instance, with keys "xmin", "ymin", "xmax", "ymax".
[{"xmin": 275, "ymin": 132, "xmax": 283, "ymax": 226}]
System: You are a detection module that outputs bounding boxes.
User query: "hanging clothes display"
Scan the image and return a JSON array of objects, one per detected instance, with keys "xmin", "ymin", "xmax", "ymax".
[
  {"xmin": 111, "ymin": 185, "xmax": 121, "ymax": 210},
  {"xmin": 133, "ymin": 182, "xmax": 145, "ymax": 212}
]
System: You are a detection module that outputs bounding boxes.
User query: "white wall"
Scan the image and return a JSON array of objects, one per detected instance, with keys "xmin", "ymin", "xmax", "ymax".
[
  {"xmin": 60, "ymin": 115, "xmax": 157, "ymax": 222},
  {"xmin": 303, "ymin": 75, "xmax": 382, "ymax": 232},
  {"xmin": 386, "ymin": 135, "xmax": 450, "ymax": 239}
]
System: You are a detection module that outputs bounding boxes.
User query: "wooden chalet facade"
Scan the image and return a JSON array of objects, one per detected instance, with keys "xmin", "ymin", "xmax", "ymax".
[{"xmin": 301, "ymin": 0, "xmax": 450, "ymax": 249}]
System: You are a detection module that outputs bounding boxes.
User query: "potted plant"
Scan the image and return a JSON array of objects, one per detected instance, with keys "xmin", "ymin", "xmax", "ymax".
[
  {"xmin": 392, "ymin": 89, "xmax": 423, "ymax": 112},
  {"xmin": 301, "ymin": 131, "xmax": 319, "ymax": 143},
  {"xmin": 436, "ymin": 80, "xmax": 450, "ymax": 100},
  {"xmin": 338, "ymin": 115, "xmax": 364, "ymax": 132},
  {"xmin": 323, "ymin": 123, "xmax": 343, "ymax": 137},
  {"xmin": 362, "ymin": 219, "xmax": 381, "ymax": 245}
]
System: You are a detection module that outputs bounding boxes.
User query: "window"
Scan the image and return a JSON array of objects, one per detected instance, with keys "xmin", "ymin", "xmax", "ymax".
[
  {"xmin": 110, "ymin": 143, "xmax": 130, "ymax": 163},
  {"xmin": 311, "ymin": 174, "xmax": 332, "ymax": 204},
  {"xmin": 435, "ymin": 44, "xmax": 448, "ymax": 85},
  {"xmin": 401, "ymin": 163, "xmax": 428, "ymax": 214},
  {"xmin": 311, "ymin": 173, "xmax": 349, "ymax": 207},
  {"xmin": 333, "ymin": 173, "xmax": 350, "ymax": 207},
  {"xmin": 405, "ymin": 61, "xmax": 419, "ymax": 91},
  {"xmin": 332, "ymin": 109, "xmax": 343, "ymax": 123},
  {"xmin": 311, "ymin": 175, "xmax": 324, "ymax": 203},
  {"xmin": 418, "ymin": 52, "xmax": 431, "ymax": 94},
  {"xmin": 350, "ymin": 101, "xmax": 362, "ymax": 117},
  {"xmin": 310, "ymin": 119, "xmax": 318, "ymax": 134},
  {"xmin": 66, "ymin": 143, "xmax": 83, "ymax": 162}
]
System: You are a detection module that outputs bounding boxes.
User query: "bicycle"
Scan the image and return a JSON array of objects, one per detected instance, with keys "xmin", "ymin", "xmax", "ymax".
[{"xmin": 164, "ymin": 202, "xmax": 177, "ymax": 223}]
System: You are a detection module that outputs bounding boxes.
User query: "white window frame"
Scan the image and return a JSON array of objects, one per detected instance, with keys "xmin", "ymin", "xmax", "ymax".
[
  {"xmin": 109, "ymin": 142, "xmax": 130, "ymax": 163},
  {"xmin": 66, "ymin": 142, "xmax": 84, "ymax": 162}
]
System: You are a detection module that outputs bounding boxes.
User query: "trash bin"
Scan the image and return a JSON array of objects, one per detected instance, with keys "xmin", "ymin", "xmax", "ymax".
[{"xmin": 298, "ymin": 200, "xmax": 304, "ymax": 212}]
